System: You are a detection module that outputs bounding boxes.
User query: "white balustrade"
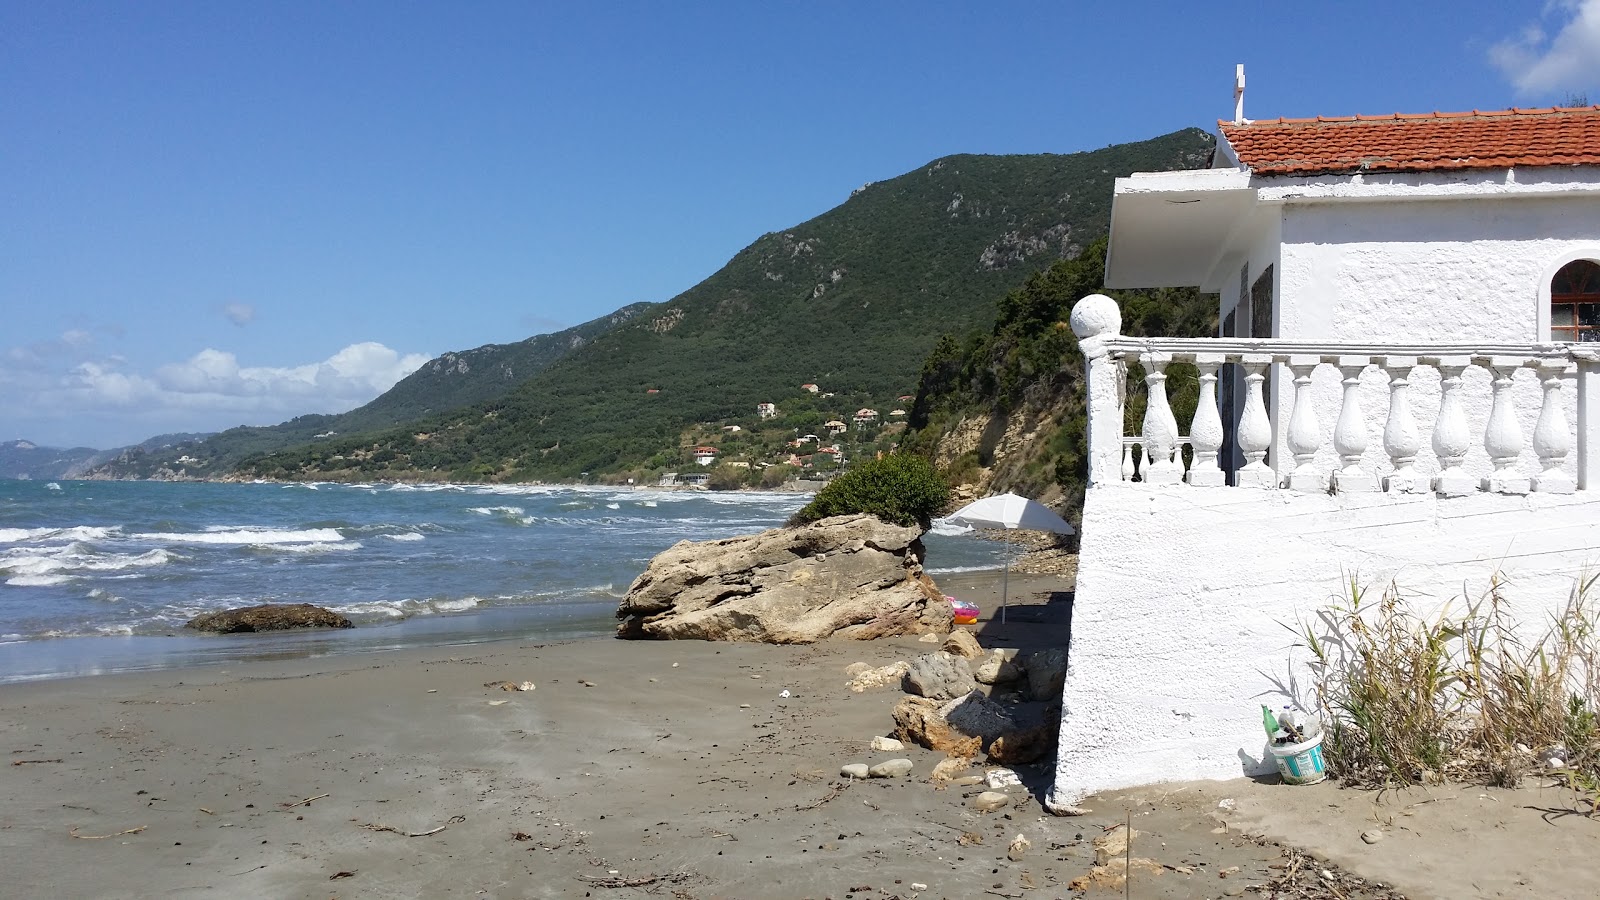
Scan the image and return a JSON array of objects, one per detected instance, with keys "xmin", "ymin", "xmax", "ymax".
[
  {"xmin": 1070, "ymin": 293, "xmax": 1591, "ymax": 499},
  {"xmin": 1479, "ymin": 357, "xmax": 1531, "ymax": 494},
  {"xmin": 1284, "ymin": 357, "xmax": 1323, "ymax": 492},
  {"xmin": 1532, "ymin": 359, "xmax": 1575, "ymax": 494},
  {"xmin": 1331, "ymin": 357, "xmax": 1377, "ymax": 492},
  {"xmin": 1236, "ymin": 355, "xmax": 1276, "ymax": 487},
  {"xmin": 1381, "ymin": 357, "xmax": 1427, "ymax": 493},
  {"xmin": 1428, "ymin": 357, "xmax": 1476, "ymax": 497},
  {"xmin": 1187, "ymin": 355, "xmax": 1226, "ymax": 486}
]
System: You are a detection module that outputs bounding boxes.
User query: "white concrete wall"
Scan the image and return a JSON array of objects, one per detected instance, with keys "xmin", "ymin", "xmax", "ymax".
[
  {"xmin": 1262, "ymin": 196, "xmax": 1600, "ymax": 486},
  {"xmin": 1046, "ymin": 482, "xmax": 1600, "ymax": 811}
]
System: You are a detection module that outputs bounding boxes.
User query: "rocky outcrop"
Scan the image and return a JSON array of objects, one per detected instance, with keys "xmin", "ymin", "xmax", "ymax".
[
  {"xmin": 616, "ymin": 514, "xmax": 949, "ymax": 643},
  {"xmin": 186, "ymin": 603, "xmax": 353, "ymax": 633}
]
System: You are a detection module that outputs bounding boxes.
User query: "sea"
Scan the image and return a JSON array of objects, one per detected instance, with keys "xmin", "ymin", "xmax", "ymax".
[{"xmin": 0, "ymin": 480, "xmax": 1000, "ymax": 683}]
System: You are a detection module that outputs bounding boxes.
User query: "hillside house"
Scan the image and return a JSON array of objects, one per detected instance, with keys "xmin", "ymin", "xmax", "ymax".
[
  {"xmin": 823, "ymin": 419, "xmax": 848, "ymax": 436},
  {"xmin": 852, "ymin": 408, "xmax": 879, "ymax": 427},
  {"xmin": 800, "ymin": 383, "xmax": 820, "ymax": 393},
  {"xmin": 1048, "ymin": 100, "xmax": 1600, "ymax": 812},
  {"xmin": 756, "ymin": 402, "xmax": 778, "ymax": 419},
  {"xmin": 691, "ymin": 446, "xmax": 718, "ymax": 467}
]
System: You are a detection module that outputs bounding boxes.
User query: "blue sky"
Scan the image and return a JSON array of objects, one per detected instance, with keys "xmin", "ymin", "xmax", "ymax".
[{"xmin": 4, "ymin": 1, "xmax": 1598, "ymax": 449}]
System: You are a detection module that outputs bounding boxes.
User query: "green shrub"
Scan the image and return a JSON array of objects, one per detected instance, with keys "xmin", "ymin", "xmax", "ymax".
[{"xmin": 789, "ymin": 453, "xmax": 948, "ymax": 530}]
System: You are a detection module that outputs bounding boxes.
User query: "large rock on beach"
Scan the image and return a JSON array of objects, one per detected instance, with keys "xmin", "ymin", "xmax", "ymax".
[
  {"xmin": 893, "ymin": 690, "xmax": 1060, "ymax": 765},
  {"xmin": 186, "ymin": 603, "xmax": 353, "ymax": 634},
  {"xmin": 615, "ymin": 513, "xmax": 950, "ymax": 643}
]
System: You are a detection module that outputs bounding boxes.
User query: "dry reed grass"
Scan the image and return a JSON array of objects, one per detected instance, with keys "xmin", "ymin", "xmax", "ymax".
[{"xmin": 1299, "ymin": 571, "xmax": 1599, "ymax": 809}]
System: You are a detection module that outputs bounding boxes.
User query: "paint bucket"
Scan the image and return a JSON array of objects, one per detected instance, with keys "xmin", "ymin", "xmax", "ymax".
[{"xmin": 1269, "ymin": 734, "xmax": 1327, "ymax": 785}]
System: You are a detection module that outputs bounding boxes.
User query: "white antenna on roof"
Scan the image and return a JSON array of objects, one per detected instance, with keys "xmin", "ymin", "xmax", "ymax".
[{"xmin": 1233, "ymin": 64, "xmax": 1247, "ymax": 124}]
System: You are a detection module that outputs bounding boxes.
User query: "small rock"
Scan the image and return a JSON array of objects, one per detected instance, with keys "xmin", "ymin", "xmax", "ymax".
[
  {"xmin": 871, "ymin": 736, "xmax": 905, "ymax": 752},
  {"xmin": 779, "ymin": 689, "xmax": 791, "ymax": 698},
  {"xmin": 847, "ymin": 661, "xmax": 910, "ymax": 693},
  {"xmin": 941, "ymin": 629, "xmax": 983, "ymax": 659},
  {"xmin": 1217, "ymin": 798, "xmax": 1236, "ymax": 810},
  {"xmin": 868, "ymin": 758, "xmax": 914, "ymax": 778},
  {"xmin": 844, "ymin": 662, "xmax": 872, "ymax": 677},
  {"xmin": 929, "ymin": 756, "xmax": 971, "ymax": 785},
  {"xmin": 1223, "ymin": 886, "xmax": 1245, "ymax": 897},
  {"xmin": 740, "ymin": 704, "xmax": 751, "ymax": 709},
  {"xmin": 1548, "ymin": 757, "xmax": 1568, "ymax": 769},
  {"xmin": 950, "ymin": 774, "xmax": 985, "ymax": 787},
  {"xmin": 918, "ymin": 632, "xmax": 940, "ymax": 643},
  {"xmin": 1360, "ymin": 829, "xmax": 1385, "ymax": 844},
  {"xmin": 985, "ymin": 767, "xmax": 1021, "ymax": 789},
  {"xmin": 909, "ymin": 884, "xmax": 927, "ymax": 893},
  {"xmin": 841, "ymin": 763, "xmax": 870, "ymax": 779},
  {"xmin": 517, "ymin": 681, "xmax": 535, "ymax": 691},
  {"xmin": 1007, "ymin": 833, "xmax": 1031, "ymax": 861},
  {"xmin": 974, "ymin": 649, "xmax": 1022, "ymax": 685},
  {"xmin": 902, "ymin": 652, "xmax": 976, "ymax": 701},
  {"xmin": 972, "ymin": 791, "xmax": 1011, "ymax": 811}
]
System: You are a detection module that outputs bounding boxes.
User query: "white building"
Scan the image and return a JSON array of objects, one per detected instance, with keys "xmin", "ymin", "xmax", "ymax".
[
  {"xmin": 756, "ymin": 402, "xmax": 778, "ymax": 419},
  {"xmin": 1048, "ymin": 101, "xmax": 1600, "ymax": 813}
]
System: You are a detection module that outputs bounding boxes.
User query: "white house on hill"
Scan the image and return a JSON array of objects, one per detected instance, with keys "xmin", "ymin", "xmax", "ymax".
[{"xmin": 1048, "ymin": 100, "xmax": 1600, "ymax": 813}]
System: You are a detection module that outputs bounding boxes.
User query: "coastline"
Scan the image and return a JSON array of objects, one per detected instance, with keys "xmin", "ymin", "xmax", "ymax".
[{"xmin": 5, "ymin": 572, "xmax": 1594, "ymax": 899}]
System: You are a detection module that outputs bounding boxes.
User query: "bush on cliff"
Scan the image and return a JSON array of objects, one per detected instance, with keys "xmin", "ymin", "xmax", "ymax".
[{"xmin": 789, "ymin": 453, "xmax": 948, "ymax": 531}]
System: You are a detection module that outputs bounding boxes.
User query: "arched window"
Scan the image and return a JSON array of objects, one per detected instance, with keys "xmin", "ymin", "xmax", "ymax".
[{"xmin": 1551, "ymin": 259, "xmax": 1600, "ymax": 342}]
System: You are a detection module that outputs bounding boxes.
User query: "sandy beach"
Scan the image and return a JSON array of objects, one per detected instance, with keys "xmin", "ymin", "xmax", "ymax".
[{"xmin": 4, "ymin": 572, "xmax": 1597, "ymax": 899}]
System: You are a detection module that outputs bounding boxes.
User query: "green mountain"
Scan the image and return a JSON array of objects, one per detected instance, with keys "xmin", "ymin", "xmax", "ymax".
[
  {"xmin": 0, "ymin": 440, "xmax": 99, "ymax": 480},
  {"xmin": 83, "ymin": 304, "xmax": 656, "ymax": 479},
  {"xmin": 237, "ymin": 129, "xmax": 1215, "ymax": 483}
]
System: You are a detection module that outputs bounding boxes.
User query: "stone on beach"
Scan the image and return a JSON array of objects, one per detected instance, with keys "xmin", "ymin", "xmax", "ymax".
[
  {"xmin": 892, "ymin": 691, "xmax": 1058, "ymax": 764},
  {"xmin": 870, "ymin": 735, "xmax": 904, "ymax": 752},
  {"xmin": 847, "ymin": 661, "xmax": 910, "ymax": 693},
  {"xmin": 940, "ymin": 629, "xmax": 983, "ymax": 659},
  {"xmin": 902, "ymin": 651, "xmax": 975, "ymax": 700},
  {"xmin": 972, "ymin": 791, "xmax": 1011, "ymax": 811},
  {"xmin": 867, "ymin": 758, "xmax": 914, "ymax": 778},
  {"xmin": 186, "ymin": 603, "xmax": 353, "ymax": 634},
  {"xmin": 840, "ymin": 763, "xmax": 871, "ymax": 779},
  {"xmin": 974, "ymin": 649, "xmax": 1022, "ymax": 685},
  {"xmin": 614, "ymin": 514, "xmax": 950, "ymax": 643}
]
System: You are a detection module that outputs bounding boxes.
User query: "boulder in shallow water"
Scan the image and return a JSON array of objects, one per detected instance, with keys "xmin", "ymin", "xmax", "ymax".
[
  {"xmin": 186, "ymin": 603, "xmax": 353, "ymax": 634},
  {"xmin": 615, "ymin": 513, "xmax": 949, "ymax": 643}
]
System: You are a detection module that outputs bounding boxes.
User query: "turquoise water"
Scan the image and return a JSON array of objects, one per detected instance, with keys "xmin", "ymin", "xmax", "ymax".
[{"xmin": 0, "ymin": 480, "xmax": 1000, "ymax": 681}]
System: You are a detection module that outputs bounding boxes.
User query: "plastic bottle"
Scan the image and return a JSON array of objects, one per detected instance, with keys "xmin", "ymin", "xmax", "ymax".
[
  {"xmin": 1261, "ymin": 705, "xmax": 1279, "ymax": 738},
  {"xmin": 1279, "ymin": 705, "xmax": 1304, "ymax": 743}
]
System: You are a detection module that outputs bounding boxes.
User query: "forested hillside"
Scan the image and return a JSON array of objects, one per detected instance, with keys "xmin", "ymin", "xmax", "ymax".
[
  {"xmin": 238, "ymin": 129, "xmax": 1216, "ymax": 483},
  {"xmin": 901, "ymin": 236, "xmax": 1217, "ymax": 526}
]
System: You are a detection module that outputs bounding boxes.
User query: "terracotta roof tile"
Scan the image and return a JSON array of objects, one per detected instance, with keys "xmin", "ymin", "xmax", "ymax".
[{"xmin": 1218, "ymin": 106, "xmax": 1600, "ymax": 176}]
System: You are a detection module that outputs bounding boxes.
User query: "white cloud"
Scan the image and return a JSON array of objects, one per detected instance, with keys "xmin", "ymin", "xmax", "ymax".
[
  {"xmin": 223, "ymin": 302, "xmax": 255, "ymax": 326},
  {"xmin": 0, "ymin": 341, "xmax": 430, "ymax": 449},
  {"xmin": 1490, "ymin": 0, "xmax": 1600, "ymax": 97}
]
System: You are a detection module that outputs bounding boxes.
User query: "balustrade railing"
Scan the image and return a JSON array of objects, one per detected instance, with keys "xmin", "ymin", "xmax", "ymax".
[{"xmin": 1071, "ymin": 294, "xmax": 1600, "ymax": 495}]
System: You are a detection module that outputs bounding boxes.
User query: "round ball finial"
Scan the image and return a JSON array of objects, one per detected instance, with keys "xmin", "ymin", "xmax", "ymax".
[{"xmin": 1069, "ymin": 293, "xmax": 1121, "ymax": 339}]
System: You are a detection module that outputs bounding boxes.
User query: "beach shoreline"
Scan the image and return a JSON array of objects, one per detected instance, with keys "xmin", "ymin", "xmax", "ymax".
[{"xmin": 4, "ymin": 573, "xmax": 1596, "ymax": 899}]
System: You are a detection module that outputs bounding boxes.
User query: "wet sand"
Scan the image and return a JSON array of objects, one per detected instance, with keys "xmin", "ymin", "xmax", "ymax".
[{"xmin": 3, "ymin": 574, "xmax": 1595, "ymax": 899}]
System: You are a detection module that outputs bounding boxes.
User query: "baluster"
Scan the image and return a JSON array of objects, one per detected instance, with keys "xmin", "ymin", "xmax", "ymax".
[
  {"xmin": 1284, "ymin": 356, "xmax": 1324, "ymax": 492},
  {"xmin": 1140, "ymin": 352, "xmax": 1182, "ymax": 485},
  {"xmin": 1382, "ymin": 356, "xmax": 1427, "ymax": 493},
  {"xmin": 1331, "ymin": 356, "xmax": 1377, "ymax": 492},
  {"xmin": 1531, "ymin": 359, "xmax": 1575, "ymax": 493},
  {"xmin": 1236, "ymin": 354, "xmax": 1275, "ymax": 487},
  {"xmin": 1186, "ymin": 354, "xmax": 1226, "ymax": 486},
  {"xmin": 1480, "ymin": 356, "xmax": 1530, "ymax": 494},
  {"xmin": 1428, "ymin": 356, "xmax": 1475, "ymax": 496},
  {"xmin": 1121, "ymin": 444, "xmax": 1135, "ymax": 482}
]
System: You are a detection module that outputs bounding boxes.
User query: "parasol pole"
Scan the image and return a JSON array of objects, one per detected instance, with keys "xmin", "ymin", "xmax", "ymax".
[{"xmin": 1001, "ymin": 527, "xmax": 1011, "ymax": 623}]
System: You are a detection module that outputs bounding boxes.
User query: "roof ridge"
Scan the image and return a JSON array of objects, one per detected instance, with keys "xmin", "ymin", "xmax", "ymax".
[{"xmin": 1219, "ymin": 105, "xmax": 1600, "ymax": 129}]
